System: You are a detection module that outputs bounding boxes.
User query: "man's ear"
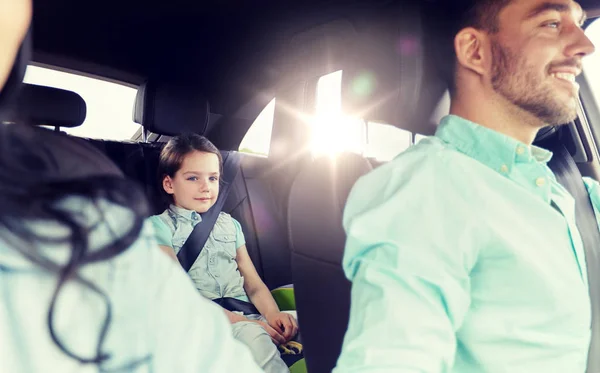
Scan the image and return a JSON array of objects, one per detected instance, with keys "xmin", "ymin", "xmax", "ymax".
[
  {"xmin": 454, "ymin": 27, "xmax": 490, "ymax": 77},
  {"xmin": 162, "ymin": 175, "xmax": 175, "ymax": 195}
]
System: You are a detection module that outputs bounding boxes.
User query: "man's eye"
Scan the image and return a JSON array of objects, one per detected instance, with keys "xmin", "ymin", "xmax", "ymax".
[{"xmin": 543, "ymin": 21, "xmax": 561, "ymax": 29}]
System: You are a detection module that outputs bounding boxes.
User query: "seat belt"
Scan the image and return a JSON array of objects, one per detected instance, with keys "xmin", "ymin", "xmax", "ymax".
[
  {"xmin": 177, "ymin": 151, "xmax": 242, "ymax": 272},
  {"xmin": 545, "ymin": 140, "xmax": 600, "ymax": 373}
]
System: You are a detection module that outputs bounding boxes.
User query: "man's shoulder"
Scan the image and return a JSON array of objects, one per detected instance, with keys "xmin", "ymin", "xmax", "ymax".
[
  {"xmin": 357, "ymin": 136, "xmax": 462, "ymax": 187},
  {"xmin": 345, "ymin": 137, "xmax": 473, "ymax": 218}
]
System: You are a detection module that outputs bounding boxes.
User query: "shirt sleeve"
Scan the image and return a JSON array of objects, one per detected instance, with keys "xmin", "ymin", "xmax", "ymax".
[
  {"xmin": 334, "ymin": 151, "xmax": 479, "ymax": 373},
  {"xmin": 147, "ymin": 215, "xmax": 173, "ymax": 247},
  {"xmin": 231, "ymin": 217, "xmax": 246, "ymax": 249}
]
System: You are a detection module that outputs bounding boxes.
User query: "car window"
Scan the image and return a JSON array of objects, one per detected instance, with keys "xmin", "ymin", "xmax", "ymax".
[
  {"xmin": 313, "ymin": 71, "xmax": 366, "ymax": 156},
  {"xmin": 366, "ymin": 122, "xmax": 412, "ymax": 161},
  {"xmin": 239, "ymin": 98, "xmax": 275, "ymax": 157},
  {"xmin": 239, "ymin": 70, "xmax": 418, "ymax": 161},
  {"xmin": 312, "ymin": 70, "xmax": 413, "ymax": 160},
  {"xmin": 584, "ymin": 19, "xmax": 600, "ymax": 114},
  {"xmin": 23, "ymin": 65, "xmax": 140, "ymax": 141}
]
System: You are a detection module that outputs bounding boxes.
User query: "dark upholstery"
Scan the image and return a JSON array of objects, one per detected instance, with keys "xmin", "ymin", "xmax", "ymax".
[
  {"xmin": 11, "ymin": 75, "xmax": 292, "ymax": 290},
  {"xmin": 288, "ymin": 153, "xmax": 373, "ymax": 373},
  {"xmin": 87, "ymin": 140, "xmax": 167, "ymax": 215},
  {"xmin": 16, "ymin": 84, "xmax": 87, "ymax": 127},
  {"xmin": 133, "ymin": 80, "xmax": 210, "ymax": 136}
]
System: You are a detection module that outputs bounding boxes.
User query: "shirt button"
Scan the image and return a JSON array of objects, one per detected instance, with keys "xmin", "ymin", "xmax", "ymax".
[
  {"xmin": 500, "ymin": 165, "xmax": 509, "ymax": 173},
  {"xmin": 536, "ymin": 177, "xmax": 546, "ymax": 187},
  {"xmin": 516, "ymin": 146, "xmax": 525, "ymax": 155}
]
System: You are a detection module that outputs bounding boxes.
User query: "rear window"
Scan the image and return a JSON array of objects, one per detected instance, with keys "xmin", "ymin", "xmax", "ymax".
[
  {"xmin": 584, "ymin": 19, "xmax": 600, "ymax": 114},
  {"xmin": 239, "ymin": 98, "xmax": 275, "ymax": 157},
  {"xmin": 24, "ymin": 65, "xmax": 140, "ymax": 141}
]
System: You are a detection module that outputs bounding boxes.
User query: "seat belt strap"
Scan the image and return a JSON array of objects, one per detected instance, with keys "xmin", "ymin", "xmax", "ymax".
[
  {"xmin": 546, "ymin": 142, "xmax": 600, "ymax": 373},
  {"xmin": 177, "ymin": 151, "xmax": 242, "ymax": 272}
]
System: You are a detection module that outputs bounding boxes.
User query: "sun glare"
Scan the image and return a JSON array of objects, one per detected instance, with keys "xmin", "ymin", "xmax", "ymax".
[{"xmin": 311, "ymin": 70, "xmax": 366, "ymax": 157}]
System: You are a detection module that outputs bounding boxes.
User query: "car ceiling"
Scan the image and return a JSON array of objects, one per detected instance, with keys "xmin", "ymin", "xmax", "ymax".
[{"xmin": 31, "ymin": 0, "xmax": 600, "ymax": 116}]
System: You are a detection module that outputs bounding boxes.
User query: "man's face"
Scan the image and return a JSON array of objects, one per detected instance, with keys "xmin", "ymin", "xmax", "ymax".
[{"xmin": 488, "ymin": 0, "xmax": 594, "ymax": 126}]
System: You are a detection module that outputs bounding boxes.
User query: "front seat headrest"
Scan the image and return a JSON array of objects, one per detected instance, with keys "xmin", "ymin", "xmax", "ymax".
[
  {"xmin": 133, "ymin": 80, "xmax": 210, "ymax": 137},
  {"xmin": 13, "ymin": 84, "xmax": 87, "ymax": 127}
]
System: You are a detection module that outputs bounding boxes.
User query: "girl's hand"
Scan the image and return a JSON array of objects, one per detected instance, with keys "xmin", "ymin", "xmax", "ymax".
[
  {"xmin": 253, "ymin": 320, "xmax": 286, "ymax": 345},
  {"xmin": 265, "ymin": 312, "xmax": 298, "ymax": 342}
]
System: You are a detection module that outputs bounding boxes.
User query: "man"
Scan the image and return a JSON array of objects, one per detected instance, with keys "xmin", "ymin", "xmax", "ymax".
[{"xmin": 334, "ymin": 0, "xmax": 596, "ymax": 372}]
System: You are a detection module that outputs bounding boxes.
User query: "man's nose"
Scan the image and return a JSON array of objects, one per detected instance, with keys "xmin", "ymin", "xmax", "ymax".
[{"xmin": 566, "ymin": 26, "xmax": 596, "ymax": 58}]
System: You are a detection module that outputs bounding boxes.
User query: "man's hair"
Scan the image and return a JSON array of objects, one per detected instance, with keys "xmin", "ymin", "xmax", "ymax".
[
  {"xmin": 158, "ymin": 133, "xmax": 223, "ymax": 203},
  {"xmin": 458, "ymin": 0, "xmax": 513, "ymax": 33},
  {"xmin": 438, "ymin": 0, "xmax": 513, "ymax": 91}
]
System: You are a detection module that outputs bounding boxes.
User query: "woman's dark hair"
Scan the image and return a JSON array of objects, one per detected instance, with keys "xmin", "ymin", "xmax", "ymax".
[
  {"xmin": 157, "ymin": 133, "xmax": 223, "ymax": 204},
  {"xmin": 0, "ymin": 123, "xmax": 150, "ymax": 368}
]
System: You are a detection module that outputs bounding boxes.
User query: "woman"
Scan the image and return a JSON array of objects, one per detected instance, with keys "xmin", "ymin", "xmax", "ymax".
[{"xmin": 0, "ymin": 1, "xmax": 263, "ymax": 372}]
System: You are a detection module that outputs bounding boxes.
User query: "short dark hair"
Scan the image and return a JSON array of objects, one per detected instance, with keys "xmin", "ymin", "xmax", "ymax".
[
  {"xmin": 438, "ymin": 0, "xmax": 513, "ymax": 92},
  {"xmin": 458, "ymin": 0, "xmax": 513, "ymax": 34},
  {"xmin": 158, "ymin": 133, "xmax": 223, "ymax": 203}
]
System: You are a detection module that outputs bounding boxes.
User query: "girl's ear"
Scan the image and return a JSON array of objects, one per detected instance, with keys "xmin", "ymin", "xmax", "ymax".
[{"xmin": 162, "ymin": 176, "xmax": 175, "ymax": 195}]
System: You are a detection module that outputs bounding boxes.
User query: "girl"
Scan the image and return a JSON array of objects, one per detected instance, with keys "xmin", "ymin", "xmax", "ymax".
[
  {"xmin": 0, "ymin": 2, "xmax": 263, "ymax": 372},
  {"xmin": 149, "ymin": 134, "xmax": 298, "ymax": 373}
]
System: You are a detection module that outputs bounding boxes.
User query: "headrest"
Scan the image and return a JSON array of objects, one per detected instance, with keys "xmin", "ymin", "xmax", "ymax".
[
  {"xmin": 341, "ymin": 2, "xmax": 448, "ymax": 132},
  {"xmin": 14, "ymin": 84, "xmax": 86, "ymax": 127},
  {"xmin": 133, "ymin": 80, "xmax": 210, "ymax": 136}
]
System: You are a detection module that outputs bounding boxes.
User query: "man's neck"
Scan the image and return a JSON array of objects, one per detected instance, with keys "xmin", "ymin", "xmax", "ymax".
[{"xmin": 449, "ymin": 91, "xmax": 544, "ymax": 145}]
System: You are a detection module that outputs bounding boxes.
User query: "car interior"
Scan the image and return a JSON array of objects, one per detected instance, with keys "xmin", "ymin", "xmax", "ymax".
[{"xmin": 5, "ymin": 0, "xmax": 600, "ymax": 372}]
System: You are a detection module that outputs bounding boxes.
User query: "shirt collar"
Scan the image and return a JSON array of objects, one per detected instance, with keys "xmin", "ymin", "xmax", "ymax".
[
  {"xmin": 435, "ymin": 115, "xmax": 553, "ymax": 176},
  {"xmin": 168, "ymin": 204, "xmax": 203, "ymax": 223}
]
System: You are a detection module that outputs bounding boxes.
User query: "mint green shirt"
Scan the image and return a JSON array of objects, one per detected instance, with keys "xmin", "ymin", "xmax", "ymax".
[{"xmin": 335, "ymin": 115, "xmax": 598, "ymax": 373}]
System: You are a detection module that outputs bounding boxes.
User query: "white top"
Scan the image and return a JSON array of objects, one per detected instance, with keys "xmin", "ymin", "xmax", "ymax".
[{"xmin": 0, "ymin": 196, "xmax": 263, "ymax": 373}]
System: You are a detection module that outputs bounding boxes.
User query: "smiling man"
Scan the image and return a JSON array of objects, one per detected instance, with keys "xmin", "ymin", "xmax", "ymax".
[{"xmin": 334, "ymin": 0, "xmax": 597, "ymax": 372}]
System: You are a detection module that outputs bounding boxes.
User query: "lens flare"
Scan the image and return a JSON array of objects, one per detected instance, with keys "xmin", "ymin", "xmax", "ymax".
[{"xmin": 351, "ymin": 72, "xmax": 376, "ymax": 98}]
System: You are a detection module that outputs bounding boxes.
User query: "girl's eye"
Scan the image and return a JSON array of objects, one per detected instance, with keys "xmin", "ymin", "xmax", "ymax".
[
  {"xmin": 187, "ymin": 177, "xmax": 198, "ymax": 181},
  {"xmin": 210, "ymin": 176, "xmax": 219, "ymax": 182}
]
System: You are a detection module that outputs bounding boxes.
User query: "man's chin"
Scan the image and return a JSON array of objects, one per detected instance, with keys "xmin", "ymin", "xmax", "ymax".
[{"xmin": 529, "ymin": 98, "xmax": 578, "ymax": 127}]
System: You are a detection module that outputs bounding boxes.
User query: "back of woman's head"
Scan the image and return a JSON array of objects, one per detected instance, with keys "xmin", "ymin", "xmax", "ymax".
[
  {"xmin": 158, "ymin": 133, "xmax": 223, "ymax": 203},
  {"xmin": 0, "ymin": 124, "xmax": 151, "ymax": 365},
  {"xmin": 1, "ymin": 3, "xmax": 148, "ymax": 366}
]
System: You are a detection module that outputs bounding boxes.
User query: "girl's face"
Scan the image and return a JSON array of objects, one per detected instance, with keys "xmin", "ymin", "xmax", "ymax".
[
  {"xmin": 162, "ymin": 151, "xmax": 220, "ymax": 213},
  {"xmin": 0, "ymin": 0, "xmax": 32, "ymax": 91}
]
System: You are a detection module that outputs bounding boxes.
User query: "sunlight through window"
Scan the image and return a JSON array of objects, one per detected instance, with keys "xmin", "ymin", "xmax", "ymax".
[
  {"xmin": 312, "ymin": 71, "xmax": 366, "ymax": 156},
  {"xmin": 584, "ymin": 19, "xmax": 600, "ymax": 118}
]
